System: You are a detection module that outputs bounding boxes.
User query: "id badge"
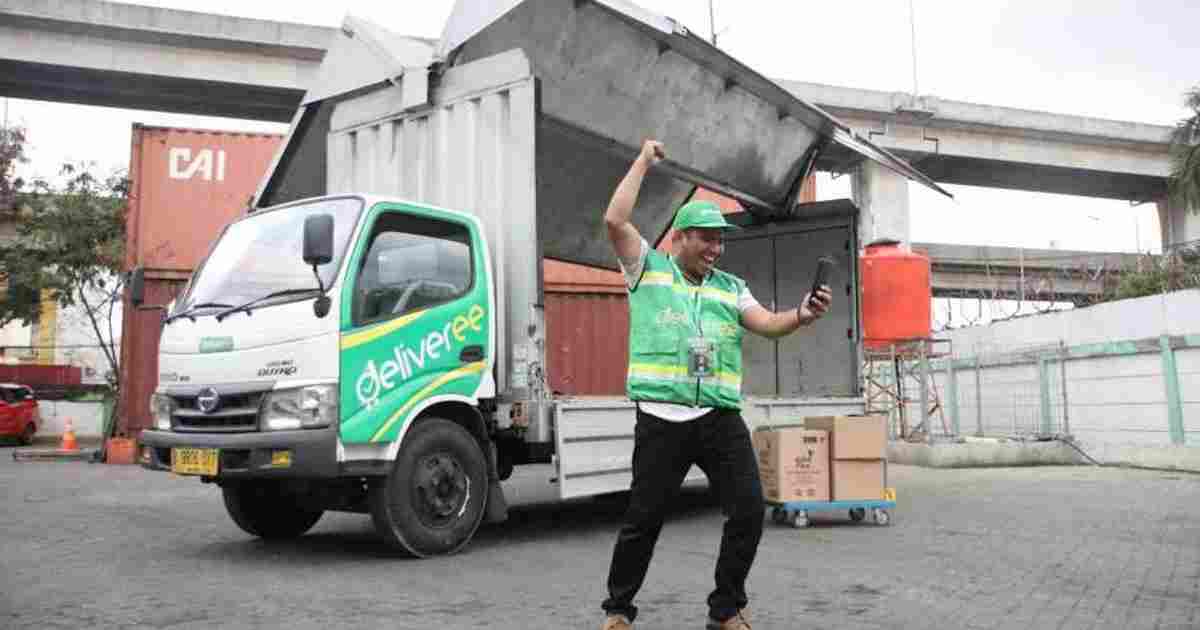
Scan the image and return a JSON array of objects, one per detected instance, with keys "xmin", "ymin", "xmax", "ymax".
[{"xmin": 687, "ymin": 337, "xmax": 716, "ymax": 377}]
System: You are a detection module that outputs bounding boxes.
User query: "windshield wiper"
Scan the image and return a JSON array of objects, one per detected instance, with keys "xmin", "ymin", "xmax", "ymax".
[
  {"xmin": 164, "ymin": 302, "xmax": 233, "ymax": 325},
  {"xmin": 214, "ymin": 288, "xmax": 323, "ymax": 322}
]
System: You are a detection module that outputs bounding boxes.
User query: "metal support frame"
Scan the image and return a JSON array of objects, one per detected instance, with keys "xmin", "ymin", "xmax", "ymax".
[{"xmin": 862, "ymin": 338, "xmax": 952, "ymax": 443}]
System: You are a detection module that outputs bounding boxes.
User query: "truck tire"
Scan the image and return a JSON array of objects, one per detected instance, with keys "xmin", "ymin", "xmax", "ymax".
[
  {"xmin": 369, "ymin": 417, "xmax": 488, "ymax": 557},
  {"xmin": 222, "ymin": 481, "xmax": 324, "ymax": 539}
]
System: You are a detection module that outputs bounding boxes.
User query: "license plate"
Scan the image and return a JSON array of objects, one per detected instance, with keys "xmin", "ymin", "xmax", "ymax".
[
  {"xmin": 883, "ymin": 487, "xmax": 897, "ymax": 501},
  {"xmin": 172, "ymin": 447, "xmax": 218, "ymax": 476}
]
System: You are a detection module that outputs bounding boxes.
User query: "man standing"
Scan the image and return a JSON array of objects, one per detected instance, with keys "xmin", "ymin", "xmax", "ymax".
[{"xmin": 599, "ymin": 140, "xmax": 833, "ymax": 630}]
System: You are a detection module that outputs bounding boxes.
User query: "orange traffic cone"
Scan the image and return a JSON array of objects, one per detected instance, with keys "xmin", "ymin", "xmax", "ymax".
[{"xmin": 60, "ymin": 418, "xmax": 78, "ymax": 452}]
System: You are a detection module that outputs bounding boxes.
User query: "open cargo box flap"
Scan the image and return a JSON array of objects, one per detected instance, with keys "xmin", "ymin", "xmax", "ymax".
[
  {"xmin": 440, "ymin": 0, "xmax": 950, "ymax": 269},
  {"xmin": 440, "ymin": 0, "xmax": 951, "ymax": 203},
  {"xmin": 302, "ymin": 15, "xmax": 434, "ymax": 108},
  {"xmin": 258, "ymin": 1, "xmax": 949, "ymax": 270}
]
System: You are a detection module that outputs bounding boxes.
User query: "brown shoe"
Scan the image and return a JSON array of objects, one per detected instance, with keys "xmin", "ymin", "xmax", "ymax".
[
  {"xmin": 705, "ymin": 610, "xmax": 751, "ymax": 629},
  {"xmin": 602, "ymin": 614, "xmax": 633, "ymax": 630}
]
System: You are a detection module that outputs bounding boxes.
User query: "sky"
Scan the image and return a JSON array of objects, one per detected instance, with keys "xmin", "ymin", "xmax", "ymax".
[{"xmin": 4, "ymin": 0, "xmax": 1198, "ymax": 258}]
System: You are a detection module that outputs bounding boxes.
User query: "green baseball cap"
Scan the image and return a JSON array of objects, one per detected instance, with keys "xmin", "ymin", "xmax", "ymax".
[{"xmin": 671, "ymin": 200, "xmax": 740, "ymax": 231}]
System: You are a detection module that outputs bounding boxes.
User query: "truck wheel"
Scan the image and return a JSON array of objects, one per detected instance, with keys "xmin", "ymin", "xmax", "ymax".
[
  {"xmin": 369, "ymin": 417, "xmax": 488, "ymax": 557},
  {"xmin": 222, "ymin": 481, "xmax": 324, "ymax": 539}
]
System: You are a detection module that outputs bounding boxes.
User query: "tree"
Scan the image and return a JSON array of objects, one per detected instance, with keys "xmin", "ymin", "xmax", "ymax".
[
  {"xmin": 1167, "ymin": 87, "xmax": 1200, "ymax": 216},
  {"xmin": 0, "ymin": 125, "xmax": 26, "ymax": 211},
  {"xmin": 0, "ymin": 132, "xmax": 128, "ymax": 392}
]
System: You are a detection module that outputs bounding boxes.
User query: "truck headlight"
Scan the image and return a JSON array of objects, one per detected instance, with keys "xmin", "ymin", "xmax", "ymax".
[
  {"xmin": 261, "ymin": 385, "xmax": 338, "ymax": 431},
  {"xmin": 150, "ymin": 393, "xmax": 174, "ymax": 430}
]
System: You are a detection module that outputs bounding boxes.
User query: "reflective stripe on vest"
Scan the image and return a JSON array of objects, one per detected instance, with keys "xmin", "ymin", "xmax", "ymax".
[{"xmin": 626, "ymin": 250, "xmax": 745, "ymax": 409}]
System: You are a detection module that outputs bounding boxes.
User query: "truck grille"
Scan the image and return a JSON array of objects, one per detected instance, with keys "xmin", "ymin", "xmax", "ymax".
[{"xmin": 170, "ymin": 391, "xmax": 265, "ymax": 432}]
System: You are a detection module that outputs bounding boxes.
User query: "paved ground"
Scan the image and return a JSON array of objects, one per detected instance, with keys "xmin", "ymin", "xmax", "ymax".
[{"xmin": 2, "ymin": 450, "xmax": 1198, "ymax": 630}]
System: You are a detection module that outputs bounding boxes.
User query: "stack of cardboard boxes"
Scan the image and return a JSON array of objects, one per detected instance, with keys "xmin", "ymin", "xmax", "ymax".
[{"xmin": 753, "ymin": 415, "xmax": 888, "ymax": 503}]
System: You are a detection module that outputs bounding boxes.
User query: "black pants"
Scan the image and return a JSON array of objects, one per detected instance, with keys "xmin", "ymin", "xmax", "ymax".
[{"xmin": 602, "ymin": 407, "xmax": 765, "ymax": 622}]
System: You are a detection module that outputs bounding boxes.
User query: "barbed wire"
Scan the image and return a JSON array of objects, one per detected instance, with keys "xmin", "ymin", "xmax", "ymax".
[{"xmin": 932, "ymin": 250, "xmax": 1200, "ymax": 332}]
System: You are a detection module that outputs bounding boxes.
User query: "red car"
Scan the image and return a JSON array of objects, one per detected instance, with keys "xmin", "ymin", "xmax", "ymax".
[{"xmin": 0, "ymin": 384, "xmax": 39, "ymax": 445}]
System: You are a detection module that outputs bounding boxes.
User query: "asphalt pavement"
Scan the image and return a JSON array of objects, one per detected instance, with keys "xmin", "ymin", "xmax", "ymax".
[{"xmin": 2, "ymin": 450, "xmax": 1198, "ymax": 629}]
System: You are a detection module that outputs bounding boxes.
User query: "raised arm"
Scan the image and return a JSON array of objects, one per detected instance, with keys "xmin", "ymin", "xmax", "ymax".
[{"xmin": 605, "ymin": 140, "xmax": 664, "ymax": 262}]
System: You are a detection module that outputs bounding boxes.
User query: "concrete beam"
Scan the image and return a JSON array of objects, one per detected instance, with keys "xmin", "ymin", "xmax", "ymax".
[
  {"xmin": 913, "ymin": 242, "xmax": 1145, "ymax": 270},
  {"xmin": 1157, "ymin": 198, "xmax": 1200, "ymax": 252},
  {"xmin": 912, "ymin": 242, "xmax": 1146, "ymax": 301},
  {"xmin": 0, "ymin": 0, "xmax": 333, "ymax": 120},
  {"xmin": 785, "ymin": 80, "xmax": 1173, "ymax": 201},
  {"xmin": 852, "ymin": 161, "xmax": 911, "ymax": 245}
]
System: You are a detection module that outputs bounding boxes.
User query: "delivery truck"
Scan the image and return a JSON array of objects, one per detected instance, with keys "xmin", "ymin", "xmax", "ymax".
[{"xmin": 135, "ymin": 0, "xmax": 945, "ymax": 556}]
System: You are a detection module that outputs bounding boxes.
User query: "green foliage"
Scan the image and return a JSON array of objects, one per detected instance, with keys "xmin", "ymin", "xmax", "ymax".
[
  {"xmin": 0, "ymin": 126, "xmax": 128, "ymax": 391},
  {"xmin": 1168, "ymin": 87, "xmax": 1200, "ymax": 215},
  {"xmin": 1112, "ymin": 255, "xmax": 1200, "ymax": 301},
  {"xmin": 0, "ymin": 126, "xmax": 26, "ymax": 211},
  {"xmin": 0, "ymin": 163, "xmax": 128, "ymax": 326}
]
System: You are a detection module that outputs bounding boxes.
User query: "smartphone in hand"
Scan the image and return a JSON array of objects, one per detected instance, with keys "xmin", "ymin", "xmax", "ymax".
[{"xmin": 809, "ymin": 256, "xmax": 834, "ymax": 308}]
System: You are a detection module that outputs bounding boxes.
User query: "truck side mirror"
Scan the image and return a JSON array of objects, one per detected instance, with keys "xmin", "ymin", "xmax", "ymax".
[
  {"xmin": 130, "ymin": 267, "xmax": 145, "ymax": 306},
  {"xmin": 303, "ymin": 214, "xmax": 334, "ymax": 266}
]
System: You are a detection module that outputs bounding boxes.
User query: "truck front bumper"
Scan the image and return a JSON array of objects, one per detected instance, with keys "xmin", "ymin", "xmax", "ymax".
[{"xmin": 139, "ymin": 425, "xmax": 339, "ymax": 479}]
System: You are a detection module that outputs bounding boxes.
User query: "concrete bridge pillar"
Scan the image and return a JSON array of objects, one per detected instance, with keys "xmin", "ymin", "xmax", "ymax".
[
  {"xmin": 852, "ymin": 161, "xmax": 911, "ymax": 247},
  {"xmin": 1157, "ymin": 198, "xmax": 1200, "ymax": 252}
]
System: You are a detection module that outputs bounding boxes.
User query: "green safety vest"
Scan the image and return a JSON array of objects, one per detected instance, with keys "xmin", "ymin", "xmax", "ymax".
[{"xmin": 626, "ymin": 250, "xmax": 745, "ymax": 409}]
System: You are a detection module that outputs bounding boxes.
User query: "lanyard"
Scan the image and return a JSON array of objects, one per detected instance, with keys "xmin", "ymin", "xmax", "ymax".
[{"xmin": 671, "ymin": 256, "xmax": 706, "ymax": 336}]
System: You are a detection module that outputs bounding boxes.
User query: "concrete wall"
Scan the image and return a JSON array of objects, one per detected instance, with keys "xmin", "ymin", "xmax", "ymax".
[
  {"xmin": 37, "ymin": 401, "xmax": 106, "ymax": 438},
  {"xmin": 938, "ymin": 289, "xmax": 1200, "ymax": 470},
  {"xmin": 1066, "ymin": 352, "xmax": 1170, "ymax": 446}
]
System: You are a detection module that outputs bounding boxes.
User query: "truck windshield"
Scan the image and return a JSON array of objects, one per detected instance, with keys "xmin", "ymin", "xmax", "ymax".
[{"xmin": 177, "ymin": 197, "xmax": 363, "ymax": 314}]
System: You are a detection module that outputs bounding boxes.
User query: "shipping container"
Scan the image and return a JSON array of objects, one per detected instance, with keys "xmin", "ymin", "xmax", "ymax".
[
  {"xmin": 126, "ymin": 125, "xmax": 284, "ymax": 278},
  {"xmin": 117, "ymin": 126, "xmax": 283, "ymax": 437}
]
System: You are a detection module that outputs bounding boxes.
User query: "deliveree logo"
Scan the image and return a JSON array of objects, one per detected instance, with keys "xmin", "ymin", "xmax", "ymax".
[
  {"xmin": 169, "ymin": 148, "xmax": 226, "ymax": 181},
  {"xmin": 655, "ymin": 307, "xmax": 690, "ymax": 327},
  {"xmin": 355, "ymin": 304, "xmax": 485, "ymax": 408}
]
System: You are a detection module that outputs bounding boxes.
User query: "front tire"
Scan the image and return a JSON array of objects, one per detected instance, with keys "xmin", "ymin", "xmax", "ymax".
[
  {"xmin": 369, "ymin": 418, "xmax": 488, "ymax": 557},
  {"xmin": 222, "ymin": 481, "xmax": 324, "ymax": 539}
]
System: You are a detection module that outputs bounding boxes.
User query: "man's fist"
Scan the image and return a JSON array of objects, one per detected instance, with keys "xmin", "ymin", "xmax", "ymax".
[{"xmin": 639, "ymin": 139, "xmax": 665, "ymax": 166}]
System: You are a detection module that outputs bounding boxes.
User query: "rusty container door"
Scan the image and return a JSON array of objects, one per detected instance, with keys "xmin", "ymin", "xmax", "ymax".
[
  {"xmin": 544, "ymin": 292, "xmax": 630, "ymax": 397},
  {"xmin": 126, "ymin": 125, "xmax": 284, "ymax": 278},
  {"xmin": 117, "ymin": 279, "xmax": 186, "ymax": 437}
]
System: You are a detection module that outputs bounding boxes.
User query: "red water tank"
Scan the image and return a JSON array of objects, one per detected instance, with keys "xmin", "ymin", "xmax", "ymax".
[{"xmin": 860, "ymin": 240, "xmax": 931, "ymax": 351}]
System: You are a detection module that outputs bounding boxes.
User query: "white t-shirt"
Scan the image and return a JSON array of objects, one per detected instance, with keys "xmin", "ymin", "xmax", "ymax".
[{"xmin": 618, "ymin": 238, "xmax": 759, "ymax": 422}]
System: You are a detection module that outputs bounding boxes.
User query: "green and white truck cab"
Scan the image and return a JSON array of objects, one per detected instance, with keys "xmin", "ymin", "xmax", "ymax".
[{"xmin": 139, "ymin": 194, "xmax": 512, "ymax": 556}]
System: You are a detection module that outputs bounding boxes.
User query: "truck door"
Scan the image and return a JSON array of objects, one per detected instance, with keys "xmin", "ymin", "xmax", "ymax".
[{"xmin": 337, "ymin": 203, "xmax": 492, "ymax": 445}]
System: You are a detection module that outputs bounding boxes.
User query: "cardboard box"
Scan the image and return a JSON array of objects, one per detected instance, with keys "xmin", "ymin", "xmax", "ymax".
[
  {"xmin": 753, "ymin": 428, "xmax": 830, "ymax": 503},
  {"xmin": 831, "ymin": 460, "xmax": 885, "ymax": 501},
  {"xmin": 804, "ymin": 415, "xmax": 887, "ymax": 460}
]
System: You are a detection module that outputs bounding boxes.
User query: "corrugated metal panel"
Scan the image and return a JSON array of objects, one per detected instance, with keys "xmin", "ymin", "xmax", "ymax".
[
  {"xmin": 127, "ymin": 125, "xmax": 283, "ymax": 276},
  {"xmin": 545, "ymin": 292, "xmax": 628, "ymax": 396},
  {"xmin": 327, "ymin": 49, "xmax": 539, "ymax": 398},
  {"xmin": 116, "ymin": 279, "xmax": 186, "ymax": 437}
]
